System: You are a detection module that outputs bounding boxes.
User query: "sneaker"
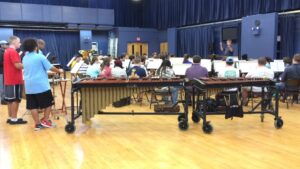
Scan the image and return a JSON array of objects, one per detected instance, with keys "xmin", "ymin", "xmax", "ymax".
[
  {"xmin": 34, "ymin": 124, "xmax": 44, "ymax": 131},
  {"xmin": 40, "ymin": 118, "xmax": 53, "ymax": 128},
  {"xmin": 7, "ymin": 118, "xmax": 26, "ymax": 124},
  {"xmin": 9, "ymin": 118, "xmax": 28, "ymax": 125},
  {"xmin": 1, "ymin": 100, "xmax": 7, "ymax": 105}
]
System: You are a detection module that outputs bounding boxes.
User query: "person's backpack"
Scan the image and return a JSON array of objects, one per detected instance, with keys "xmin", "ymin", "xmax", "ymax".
[{"xmin": 112, "ymin": 97, "xmax": 131, "ymax": 108}]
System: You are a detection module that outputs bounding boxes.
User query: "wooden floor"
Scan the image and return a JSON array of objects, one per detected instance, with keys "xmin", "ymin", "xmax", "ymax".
[{"xmin": 0, "ymin": 81, "xmax": 300, "ymax": 169}]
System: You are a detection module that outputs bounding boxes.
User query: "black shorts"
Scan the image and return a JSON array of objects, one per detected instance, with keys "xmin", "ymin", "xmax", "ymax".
[
  {"xmin": 4, "ymin": 84, "xmax": 23, "ymax": 103},
  {"xmin": 26, "ymin": 90, "xmax": 54, "ymax": 110}
]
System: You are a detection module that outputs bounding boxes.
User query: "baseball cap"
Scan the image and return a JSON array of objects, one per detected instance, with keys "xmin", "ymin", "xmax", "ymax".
[
  {"xmin": 0, "ymin": 40, "xmax": 8, "ymax": 45},
  {"xmin": 226, "ymin": 57, "xmax": 234, "ymax": 64}
]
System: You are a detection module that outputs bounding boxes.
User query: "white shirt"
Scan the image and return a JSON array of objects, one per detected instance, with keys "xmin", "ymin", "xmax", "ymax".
[
  {"xmin": 218, "ymin": 66, "xmax": 240, "ymax": 78},
  {"xmin": 112, "ymin": 67, "xmax": 127, "ymax": 79},
  {"xmin": 246, "ymin": 66, "xmax": 274, "ymax": 92},
  {"xmin": 246, "ymin": 66, "xmax": 274, "ymax": 79}
]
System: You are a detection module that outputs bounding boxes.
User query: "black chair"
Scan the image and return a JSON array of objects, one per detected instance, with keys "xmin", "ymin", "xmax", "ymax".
[
  {"xmin": 283, "ymin": 79, "xmax": 300, "ymax": 109},
  {"xmin": 150, "ymin": 87, "xmax": 173, "ymax": 108}
]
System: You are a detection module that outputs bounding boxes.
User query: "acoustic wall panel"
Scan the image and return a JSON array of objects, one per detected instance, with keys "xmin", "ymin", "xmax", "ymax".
[
  {"xmin": 42, "ymin": 5, "xmax": 63, "ymax": 23},
  {"xmin": 98, "ymin": 9, "xmax": 114, "ymax": 25},
  {"xmin": 22, "ymin": 4, "xmax": 43, "ymax": 22},
  {"xmin": 0, "ymin": 2, "xmax": 22, "ymax": 21}
]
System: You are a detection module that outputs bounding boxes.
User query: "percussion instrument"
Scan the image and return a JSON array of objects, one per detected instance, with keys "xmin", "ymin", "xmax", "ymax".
[
  {"xmin": 178, "ymin": 77, "xmax": 283, "ymax": 133},
  {"xmin": 65, "ymin": 77, "xmax": 184, "ymax": 133}
]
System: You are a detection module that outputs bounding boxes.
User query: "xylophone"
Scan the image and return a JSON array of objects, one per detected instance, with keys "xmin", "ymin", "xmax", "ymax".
[
  {"xmin": 178, "ymin": 77, "xmax": 283, "ymax": 133},
  {"xmin": 65, "ymin": 77, "xmax": 184, "ymax": 133}
]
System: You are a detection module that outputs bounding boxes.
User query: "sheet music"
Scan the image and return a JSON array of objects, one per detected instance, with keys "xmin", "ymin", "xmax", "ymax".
[
  {"xmin": 70, "ymin": 60, "xmax": 84, "ymax": 74},
  {"xmin": 200, "ymin": 59, "xmax": 212, "ymax": 72},
  {"xmin": 213, "ymin": 61, "xmax": 226, "ymax": 72},
  {"xmin": 45, "ymin": 52, "xmax": 51, "ymax": 58},
  {"xmin": 238, "ymin": 61, "xmax": 257, "ymax": 73},
  {"xmin": 147, "ymin": 59, "xmax": 162, "ymax": 69},
  {"xmin": 231, "ymin": 56, "xmax": 239, "ymax": 62},
  {"xmin": 172, "ymin": 64, "xmax": 191, "ymax": 76},
  {"xmin": 170, "ymin": 58, "xmax": 183, "ymax": 65},
  {"xmin": 271, "ymin": 60, "xmax": 285, "ymax": 72},
  {"xmin": 67, "ymin": 57, "xmax": 76, "ymax": 67},
  {"xmin": 122, "ymin": 59, "xmax": 130, "ymax": 69}
]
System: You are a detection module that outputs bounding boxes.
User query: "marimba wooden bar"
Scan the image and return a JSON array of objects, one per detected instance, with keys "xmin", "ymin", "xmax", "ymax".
[{"xmin": 65, "ymin": 77, "xmax": 184, "ymax": 133}]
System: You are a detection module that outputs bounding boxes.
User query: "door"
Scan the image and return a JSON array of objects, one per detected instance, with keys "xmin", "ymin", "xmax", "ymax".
[
  {"xmin": 160, "ymin": 42, "xmax": 168, "ymax": 54},
  {"xmin": 127, "ymin": 43, "xmax": 148, "ymax": 56}
]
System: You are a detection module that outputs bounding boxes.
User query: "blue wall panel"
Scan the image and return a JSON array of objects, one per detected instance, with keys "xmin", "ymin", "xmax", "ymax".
[
  {"xmin": 80, "ymin": 30, "xmax": 92, "ymax": 50},
  {"xmin": 158, "ymin": 30, "xmax": 167, "ymax": 42},
  {"xmin": 98, "ymin": 9, "xmax": 114, "ymax": 25},
  {"xmin": 62, "ymin": 6, "xmax": 81, "ymax": 23},
  {"xmin": 92, "ymin": 31, "xmax": 109, "ymax": 55},
  {"xmin": 0, "ymin": 28, "xmax": 13, "ymax": 41},
  {"xmin": 0, "ymin": 2, "xmax": 22, "ymax": 21},
  {"xmin": 80, "ymin": 8, "xmax": 98, "ymax": 24},
  {"xmin": 22, "ymin": 4, "xmax": 43, "ymax": 22},
  {"xmin": 241, "ymin": 13, "xmax": 278, "ymax": 59},
  {"xmin": 117, "ymin": 27, "xmax": 160, "ymax": 55},
  {"xmin": 42, "ymin": 5, "xmax": 62, "ymax": 23}
]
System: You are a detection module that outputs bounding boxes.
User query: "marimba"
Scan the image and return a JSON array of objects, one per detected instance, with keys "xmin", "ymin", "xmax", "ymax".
[
  {"xmin": 65, "ymin": 77, "xmax": 184, "ymax": 133},
  {"xmin": 178, "ymin": 77, "xmax": 283, "ymax": 133}
]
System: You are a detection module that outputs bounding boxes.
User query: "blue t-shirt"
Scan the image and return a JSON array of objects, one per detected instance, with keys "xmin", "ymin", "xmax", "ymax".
[
  {"xmin": 23, "ymin": 52, "xmax": 53, "ymax": 94},
  {"xmin": 127, "ymin": 66, "xmax": 147, "ymax": 78}
]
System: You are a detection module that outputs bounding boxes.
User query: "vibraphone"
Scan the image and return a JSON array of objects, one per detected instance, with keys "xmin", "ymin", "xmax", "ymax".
[
  {"xmin": 178, "ymin": 77, "xmax": 283, "ymax": 133},
  {"xmin": 65, "ymin": 77, "xmax": 184, "ymax": 133}
]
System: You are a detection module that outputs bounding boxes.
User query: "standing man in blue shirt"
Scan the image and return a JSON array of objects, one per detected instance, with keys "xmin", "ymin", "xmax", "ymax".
[
  {"xmin": 22, "ymin": 38, "xmax": 63, "ymax": 131},
  {"xmin": 220, "ymin": 39, "xmax": 234, "ymax": 56}
]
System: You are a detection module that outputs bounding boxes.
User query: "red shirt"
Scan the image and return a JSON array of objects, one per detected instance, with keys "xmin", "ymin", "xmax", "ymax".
[{"xmin": 4, "ymin": 48, "xmax": 23, "ymax": 85}]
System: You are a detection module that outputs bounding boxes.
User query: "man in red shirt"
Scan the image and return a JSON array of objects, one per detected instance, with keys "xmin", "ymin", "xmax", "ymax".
[{"xmin": 4, "ymin": 36, "xmax": 27, "ymax": 125}]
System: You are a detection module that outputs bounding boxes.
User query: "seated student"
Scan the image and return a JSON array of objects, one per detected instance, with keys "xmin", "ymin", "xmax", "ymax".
[
  {"xmin": 276, "ymin": 54, "xmax": 300, "ymax": 90},
  {"xmin": 127, "ymin": 57, "xmax": 147, "ymax": 79},
  {"xmin": 183, "ymin": 54, "xmax": 192, "ymax": 64},
  {"xmin": 185, "ymin": 55, "xmax": 208, "ymax": 80},
  {"xmin": 118, "ymin": 53, "xmax": 126, "ymax": 62},
  {"xmin": 22, "ymin": 38, "xmax": 63, "ymax": 130},
  {"xmin": 112, "ymin": 59, "xmax": 127, "ymax": 79},
  {"xmin": 155, "ymin": 60, "xmax": 178, "ymax": 104},
  {"xmin": 242, "ymin": 57, "xmax": 274, "ymax": 104},
  {"xmin": 127, "ymin": 55, "xmax": 135, "ymax": 69},
  {"xmin": 140, "ymin": 56, "xmax": 149, "ymax": 76},
  {"xmin": 283, "ymin": 57, "xmax": 292, "ymax": 68},
  {"xmin": 218, "ymin": 57, "xmax": 240, "ymax": 78},
  {"xmin": 86, "ymin": 56, "xmax": 101, "ymax": 78},
  {"xmin": 265, "ymin": 56, "xmax": 272, "ymax": 69},
  {"xmin": 185, "ymin": 55, "xmax": 208, "ymax": 103},
  {"xmin": 99, "ymin": 57, "xmax": 112, "ymax": 78}
]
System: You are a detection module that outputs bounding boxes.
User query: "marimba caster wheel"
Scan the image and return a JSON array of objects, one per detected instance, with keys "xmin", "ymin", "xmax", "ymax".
[
  {"xmin": 274, "ymin": 118, "xmax": 283, "ymax": 129},
  {"xmin": 202, "ymin": 122, "xmax": 213, "ymax": 134},
  {"xmin": 179, "ymin": 121, "xmax": 189, "ymax": 131},
  {"xmin": 192, "ymin": 113, "xmax": 200, "ymax": 123},
  {"xmin": 65, "ymin": 123, "xmax": 76, "ymax": 133},
  {"xmin": 177, "ymin": 114, "xmax": 186, "ymax": 122}
]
